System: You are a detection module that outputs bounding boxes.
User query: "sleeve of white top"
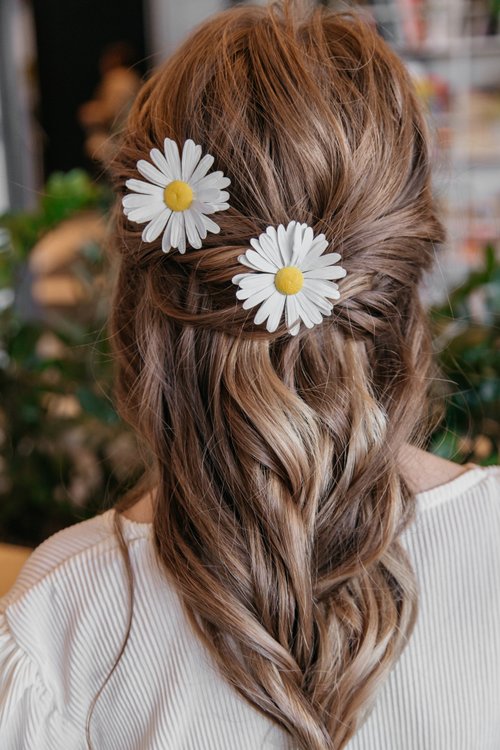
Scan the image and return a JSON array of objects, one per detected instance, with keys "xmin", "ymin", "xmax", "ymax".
[
  {"xmin": 0, "ymin": 512, "xmax": 122, "ymax": 750},
  {"xmin": 0, "ymin": 610, "xmax": 81, "ymax": 749}
]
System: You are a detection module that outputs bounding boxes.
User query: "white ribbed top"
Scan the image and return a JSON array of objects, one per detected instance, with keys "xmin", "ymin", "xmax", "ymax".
[{"xmin": 1, "ymin": 465, "xmax": 499, "ymax": 750}]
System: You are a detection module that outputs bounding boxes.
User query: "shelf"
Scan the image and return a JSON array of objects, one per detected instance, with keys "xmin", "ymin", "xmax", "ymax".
[
  {"xmin": 451, "ymin": 159, "xmax": 500, "ymax": 170},
  {"xmin": 432, "ymin": 157, "xmax": 500, "ymax": 170},
  {"xmin": 394, "ymin": 36, "xmax": 500, "ymax": 59},
  {"xmin": 347, "ymin": 1, "xmax": 500, "ymax": 253}
]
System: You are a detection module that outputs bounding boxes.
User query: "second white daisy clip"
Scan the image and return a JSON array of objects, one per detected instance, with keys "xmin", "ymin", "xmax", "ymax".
[{"xmin": 232, "ymin": 221, "xmax": 346, "ymax": 336}]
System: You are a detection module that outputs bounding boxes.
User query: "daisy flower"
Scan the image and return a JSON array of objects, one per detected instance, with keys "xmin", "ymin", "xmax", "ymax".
[
  {"xmin": 232, "ymin": 221, "xmax": 346, "ymax": 336},
  {"xmin": 122, "ymin": 138, "xmax": 230, "ymax": 254}
]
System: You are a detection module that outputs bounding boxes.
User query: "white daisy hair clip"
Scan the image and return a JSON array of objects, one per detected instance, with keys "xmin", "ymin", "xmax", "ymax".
[
  {"xmin": 122, "ymin": 138, "xmax": 231, "ymax": 254},
  {"xmin": 232, "ymin": 221, "xmax": 347, "ymax": 336}
]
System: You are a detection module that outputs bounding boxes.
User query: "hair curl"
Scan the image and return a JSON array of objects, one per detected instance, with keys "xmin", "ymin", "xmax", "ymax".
[{"xmin": 95, "ymin": 2, "xmax": 447, "ymax": 748}]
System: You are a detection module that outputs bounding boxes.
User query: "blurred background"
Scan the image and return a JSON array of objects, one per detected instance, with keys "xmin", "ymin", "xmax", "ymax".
[{"xmin": 0, "ymin": 0, "xmax": 499, "ymax": 568}]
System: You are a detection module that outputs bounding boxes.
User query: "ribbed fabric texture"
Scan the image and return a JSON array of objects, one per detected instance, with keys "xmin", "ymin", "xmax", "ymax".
[{"xmin": 1, "ymin": 465, "xmax": 499, "ymax": 750}]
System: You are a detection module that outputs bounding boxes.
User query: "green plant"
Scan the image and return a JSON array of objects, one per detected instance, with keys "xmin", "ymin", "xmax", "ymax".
[
  {"xmin": 0, "ymin": 171, "xmax": 141, "ymax": 547},
  {"xmin": 429, "ymin": 243, "xmax": 500, "ymax": 464}
]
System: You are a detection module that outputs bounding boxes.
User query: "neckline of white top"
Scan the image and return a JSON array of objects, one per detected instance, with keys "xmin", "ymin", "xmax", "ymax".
[{"xmin": 112, "ymin": 463, "xmax": 499, "ymax": 538}]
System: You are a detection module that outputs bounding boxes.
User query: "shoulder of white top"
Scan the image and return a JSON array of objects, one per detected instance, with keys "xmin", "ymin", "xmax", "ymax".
[
  {"xmin": 414, "ymin": 464, "xmax": 500, "ymax": 513},
  {"xmin": 0, "ymin": 509, "xmax": 149, "ymax": 611}
]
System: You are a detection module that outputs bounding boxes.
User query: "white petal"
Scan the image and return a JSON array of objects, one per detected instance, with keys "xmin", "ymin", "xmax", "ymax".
[
  {"xmin": 237, "ymin": 273, "xmax": 275, "ymax": 290},
  {"xmin": 206, "ymin": 203, "xmax": 230, "ymax": 212},
  {"xmin": 122, "ymin": 193, "xmax": 154, "ymax": 208},
  {"xmin": 237, "ymin": 283, "xmax": 275, "ymax": 302},
  {"xmin": 264, "ymin": 226, "xmax": 277, "ymax": 240},
  {"xmin": 193, "ymin": 172, "xmax": 231, "ymax": 190},
  {"xmin": 286, "ymin": 221, "xmax": 298, "ymax": 247},
  {"xmin": 276, "ymin": 224, "xmax": 291, "ymax": 265},
  {"xmin": 264, "ymin": 225, "xmax": 279, "ymax": 254},
  {"xmin": 162, "ymin": 214, "xmax": 175, "ymax": 253},
  {"xmin": 191, "ymin": 199, "xmax": 228, "ymax": 216},
  {"xmin": 253, "ymin": 290, "xmax": 283, "ymax": 326},
  {"xmin": 265, "ymin": 293, "xmax": 285, "ymax": 332},
  {"xmin": 285, "ymin": 295, "xmax": 301, "ymax": 335},
  {"xmin": 303, "ymin": 266, "xmax": 347, "ymax": 281},
  {"xmin": 195, "ymin": 188, "xmax": 225, "ymax": 203},
  {"xmin": 296, "ymin": 292, "xmax": 324, "ymax": 325},
  {"xmin": 184, "ymin": 209, "xmax": 202, "ymax": 249},
  {"xmin": 201, "ymin": 215, "xmax": 221, "ymax": 234},
  {"xmin": 191, "ymin": 209, "xmax": 208, "ymax": 240},
  {"xmin": 276, "ymin": 221, "xmax": 297, "ymax": 242},
  {"xmin": 309, "ymin": 232, "xmax": 327, "ymax": 248},
  {"xmin": 289, "ymin": 222, "xmax": 303, "ymax": 266},
  {"xmin": 300, "ymin": 285, "xmax": 334, "ymax": 313},
  {"xmin": 287, "ymin": 223, "xmax": 302, "ymax": 266},
  {"xmin": 170, "ymin": 212, "xmax": 182, "ymax": 249},
  {"xmin": 126, "ymin": 203, "xmax": 165, "ymax": 223},
  {"xmin": 181, "ymin": 139, "xmax": 202, "ymax": 182},
  {"xmin": 301, "ymin": 251, "xmax": 342, "ymax": 272},
  {"xmin": 241, "ymin": 285, "xmax": 275, "ymax": 310},
  {"xmin": 137, "ymin": 160, "xmax": 169, "ymax": 187},
  {"xmin": 294, "ymin": 294, "xmax": 315, "ymax": 328},
  {"xmin": 125, "ymin": 179, "xmax": 164, "ymax": 196},
  {"xmin": 150, "ymin": 148, "xmax": 174, "ymax": 181},
  {"xmin": 244, "ymin": 249, "xmax": 279, "ymax": 273},
  {"xmin": 236, "ymin": 277, "xmax": 276, "ymax": 300},
  {"xmin": 303, "ymin": 278, "xmax": 341, "ymax": 299},
  {"xmin": 177, "ymin": 217, "xmax": 187, "ymax": 254},
  {"xmin": 163, "ymin": 139, "xmax": 182, "ymax": 180},
  {"xmin": 237, "ymin": 255, "xmax": 259, "ymax": 270},
  {"xmin": 142, "ymin": 208, "xmax": 171, "ymax": 243},
  {"xmin": 214, "ymin": 190, "xmax": 230, "ymax": 202},
  {"xmin": 313, "ymin": 253, "xmax": 343, "ymax": 269},
  {"xmin": 122, "ymin": 193, "xmax": 157, "ymax": 209},
  {"xmin": 303, "ymin": 223, "xmax": 314, "ymax": 245},
  {"xmin": 253, "ymin": 234, "xmax": 282, "ymax": 268},
  {"xmin": 300, "ymin": 240, "xmax": 332, "ymax": 270},
  {"xmin": 189, "ymin": 154, "xmax": 215, "ymax": 184},
  {"xmin": 232, "ymin": 272, "xmax": 250, "ymax": 285},
  {"xmin": 291, "ymin": 224, "xmax": 314, "ymax": 266}
]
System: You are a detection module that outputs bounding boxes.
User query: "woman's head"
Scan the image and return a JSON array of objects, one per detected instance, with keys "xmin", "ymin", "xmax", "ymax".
[{"xmin": 108, "ymin": 1, "xmax": 446, "ymax": 748}]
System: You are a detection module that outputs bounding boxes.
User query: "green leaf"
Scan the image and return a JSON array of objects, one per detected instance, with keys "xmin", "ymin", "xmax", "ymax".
[{"xmin": 76, "ymin": 386, "xmax": 119, "ymax": 425}]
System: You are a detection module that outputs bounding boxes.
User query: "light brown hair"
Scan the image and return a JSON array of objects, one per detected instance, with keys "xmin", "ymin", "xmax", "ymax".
[{"xmin": 93, "ymin": 1, "xmax": 446, "ymax": 747}]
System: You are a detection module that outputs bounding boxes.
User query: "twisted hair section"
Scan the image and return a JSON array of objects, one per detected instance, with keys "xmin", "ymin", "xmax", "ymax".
[{"xmin": 104, "ymin": 1, "xmax": 447, "ymax": 747}]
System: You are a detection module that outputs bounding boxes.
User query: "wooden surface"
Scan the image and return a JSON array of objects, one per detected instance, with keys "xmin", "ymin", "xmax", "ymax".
[{"xmin": 0, "ymin": 543, "xmax": 32, "ymax": 597}]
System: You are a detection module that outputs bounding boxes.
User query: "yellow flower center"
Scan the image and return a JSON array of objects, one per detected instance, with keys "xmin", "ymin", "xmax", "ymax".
[
  {"xmin": 163, "ymin": 180, "xmax": 193, "ymax": 211},
  {"xmin": 274, "ymin": 266, "xmax": 304, "ymax": 295}
]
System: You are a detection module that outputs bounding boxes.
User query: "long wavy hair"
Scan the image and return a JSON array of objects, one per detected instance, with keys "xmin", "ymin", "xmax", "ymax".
[{"xmin": 93, "ymin": 1, "xmax": 447, "ymax": 748}]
